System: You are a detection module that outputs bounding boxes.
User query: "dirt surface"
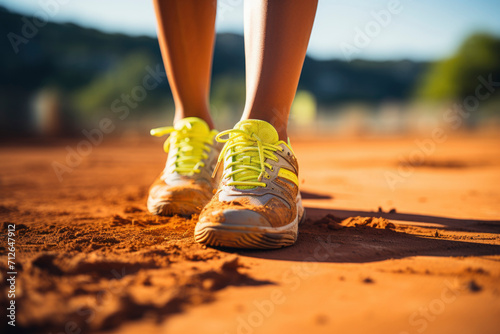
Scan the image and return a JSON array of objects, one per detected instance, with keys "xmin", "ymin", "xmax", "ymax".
[{"xmin": 1, "ymin": 133, "xmax": 500, "ymax": 334}]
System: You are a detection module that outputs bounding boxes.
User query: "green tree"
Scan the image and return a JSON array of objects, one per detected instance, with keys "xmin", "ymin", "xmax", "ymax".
[
  {"xmin": 416, "ymin": 33, "xmax": 500, "ymax": 100},
  {"xmin": 72, "ymin": 52, "xmax": 157, "ymax": 117}
]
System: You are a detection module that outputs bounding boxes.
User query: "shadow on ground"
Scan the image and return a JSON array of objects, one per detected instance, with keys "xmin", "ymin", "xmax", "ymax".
[{"xmin": 231, "ymin": 205, "xmax": 500, "ymax": 263}]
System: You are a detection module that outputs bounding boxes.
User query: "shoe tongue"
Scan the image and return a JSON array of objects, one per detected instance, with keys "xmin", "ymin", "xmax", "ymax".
[
  {"xmin": 229, "ymin": 120, "xmax": 279, "ymax": 190},
  {"xmin": 170, "ymin": 117, "xmax": 211, "ymax": 176},
  {"xmin": 234, "ymin": 120, "xmax": 279, "ymax": 144},
  {"xmin": 174, "ymin": 117, "xmax": 210, "ymax": 134}
]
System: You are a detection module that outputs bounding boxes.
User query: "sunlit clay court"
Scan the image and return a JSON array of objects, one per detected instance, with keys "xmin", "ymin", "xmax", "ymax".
[{"xmin": 1, "ymin": 1, "xmax": 500, "ymax": 334}]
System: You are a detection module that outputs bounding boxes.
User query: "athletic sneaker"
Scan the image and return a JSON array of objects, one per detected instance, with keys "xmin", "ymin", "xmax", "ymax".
[
  {"xmin": 194, "ymin": 119, "xmax": 304, "ymax": 249},
  {"xmin": 147, "ymin": 117, "xmax": 220, "ymax": 216}
]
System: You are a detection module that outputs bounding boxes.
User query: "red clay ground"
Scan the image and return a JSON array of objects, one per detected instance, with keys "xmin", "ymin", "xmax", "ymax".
[{"xmin": 1, "ymin": 133, "xmax": 499, "ymax": 334}]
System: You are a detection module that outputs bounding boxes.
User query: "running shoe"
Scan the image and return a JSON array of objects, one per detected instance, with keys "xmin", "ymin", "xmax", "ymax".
[
  {"xmin": 194, "ymin": 119, "xmax": 304, "ymax": 248},
  {"xmin": 147, "ymin": 117, "xmax": 220, "ymax": 216}
]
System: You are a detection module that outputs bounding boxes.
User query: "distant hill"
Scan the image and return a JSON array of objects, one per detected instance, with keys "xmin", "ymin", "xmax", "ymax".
[{"xmin": 0, "ymin": 6, "xmax": 428, "ymax": 135}]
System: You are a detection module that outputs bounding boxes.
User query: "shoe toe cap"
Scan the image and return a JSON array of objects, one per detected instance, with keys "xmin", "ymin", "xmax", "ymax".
[
  {"xmin": 147, "ymin": 182, "xmax": 212, "ymax": 216},
  {"xmin": 200, "ymin": 208, "xmax": 272, "ymax": 228}
]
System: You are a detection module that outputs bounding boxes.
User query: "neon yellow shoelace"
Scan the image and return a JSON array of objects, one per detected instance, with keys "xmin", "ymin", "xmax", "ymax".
[
  {"xmin": 213, "ymin": 129, "xmax": 283, "ymax": 188},
  {"xmin": 150, "ymin": 125, "xmax": 217, "ymax": 175}
]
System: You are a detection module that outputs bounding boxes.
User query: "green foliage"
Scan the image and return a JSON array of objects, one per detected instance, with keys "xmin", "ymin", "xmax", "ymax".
[
  {"xmin": 210, "ymin": 74, "xmax": 246, "ymax": 125},
  {"xmin": 211, "ymin": 75, "xmax": 245, "ymax": 107},
  {"xmin": 72, "ymin": 52, "xmax": 154, "ymax": 117},
  {"xmin": 416, "ymin": 33, "xmax": 500, "ymax": 100}
]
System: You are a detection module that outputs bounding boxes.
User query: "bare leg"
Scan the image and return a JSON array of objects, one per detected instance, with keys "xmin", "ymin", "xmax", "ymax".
[
  {"xmin": 153, "ymin": 0, "xmax": 216, "ymax": 128},
  {"xmin": 241, "ymin": 0, "xmax": 318, "ymax": 140}
]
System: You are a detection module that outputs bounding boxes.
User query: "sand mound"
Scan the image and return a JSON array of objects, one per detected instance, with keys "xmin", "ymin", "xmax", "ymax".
[
  {"xmin": 313, "ymin": 214, "xmax": 395, "ymax": 230},
  {"xmin": 342, "ymin": 216, "xmax": 395, "ymax": 229}
]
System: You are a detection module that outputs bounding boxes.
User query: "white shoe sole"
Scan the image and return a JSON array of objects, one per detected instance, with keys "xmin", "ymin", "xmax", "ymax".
[{"xmin": 194, "ymin": 196, "xmax": 305, "ymax": 249}]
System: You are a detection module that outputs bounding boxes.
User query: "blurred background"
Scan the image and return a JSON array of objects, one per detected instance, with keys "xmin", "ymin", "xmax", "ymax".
[{"xmin": 1, "ymin": 0, "xmax": 500, "ymax": 139}]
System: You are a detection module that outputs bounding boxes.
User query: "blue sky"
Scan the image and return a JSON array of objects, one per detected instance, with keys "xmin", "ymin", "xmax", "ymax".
[{"xmin": 2, "ymin": 0, "xmax": 500, "ymax": 61}]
